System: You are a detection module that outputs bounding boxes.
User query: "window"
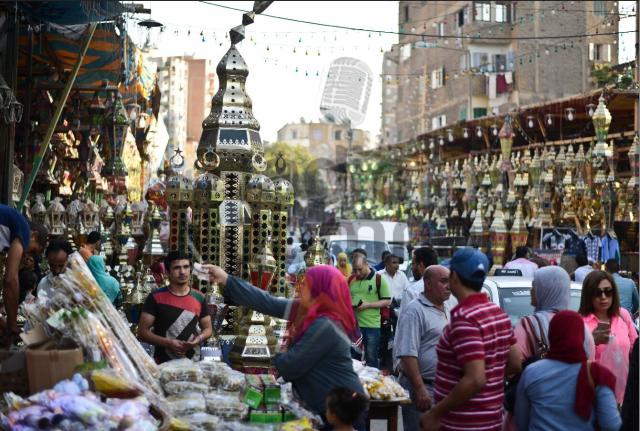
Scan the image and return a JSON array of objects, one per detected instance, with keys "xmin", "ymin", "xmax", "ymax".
[
  {"xmin": 472, "ymin": 52, "xmax": 489, "ymax": 71},
  {"xmin": 473, "ymin": 107, "xmax": 488, "ymax": 118},
  {"xmin": 437, "ymin": 22, "xmax": 445, "ymax": 37},
  {"xmin": 457, "ymin": 8, "xmax": 466, "ymax": 27},
  {"xmin": 334, "ymin": 130, "xmax": 342, "ymax": 140},
  {"xmin": 475, "ymin": 2, "xmax": 491, "ymax": 21},
  {"xmin": 495, "ymin": 3, "xmax": 510, "ymax": 23},
  {"xmin": 460, "ymin": 54, "xmax": 468, "ymax": 70},
  {"xmin": 593, "ymin": 1, "xmax": 606, "ymax": 17},
  {"xmin": 431, "ymin": 114, "xmax": 447, "ymax": 130},
  {"xmin": 431, "ymin": 68, "xmax": 445, "ymax": 89},
  {"xmin": 589, "ymin": 43, "xmax": 611, "ymax": 62},
  {"xmin": 459, "ymin": 106, "xmax": 468, "ymax": 121},
  {"xmin": 494, "ymin": 54, "xmax": 507, "ymax": 71},
  {"xmin": 291, "ymin": 130, "xmax": 297, "ymax": 139}
]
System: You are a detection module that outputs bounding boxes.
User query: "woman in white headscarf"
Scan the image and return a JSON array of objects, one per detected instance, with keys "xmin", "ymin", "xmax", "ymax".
[{"xmin": 514, "ymin": 266, "xmax": 573, "ymax": 360}]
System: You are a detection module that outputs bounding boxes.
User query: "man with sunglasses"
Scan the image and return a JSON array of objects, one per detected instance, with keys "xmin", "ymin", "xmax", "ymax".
[{"xmin": 36, "ymin": 239, "xmax": 73, "ymax": 299}]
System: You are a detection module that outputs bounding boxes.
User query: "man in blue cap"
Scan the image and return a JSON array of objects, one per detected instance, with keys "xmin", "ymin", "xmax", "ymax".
[{"xmin": 421, "ymin": 248, "xmax": 521, "ymax": 431}]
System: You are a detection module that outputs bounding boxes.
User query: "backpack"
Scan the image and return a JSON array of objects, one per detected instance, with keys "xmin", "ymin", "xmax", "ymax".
[
  {"xmin": 504, "ymin": 314, "xmax": 549, "ymax": 414},
  {"xmin": 348, "ymin": 272, "xmax": 391, "ymax": 321}
]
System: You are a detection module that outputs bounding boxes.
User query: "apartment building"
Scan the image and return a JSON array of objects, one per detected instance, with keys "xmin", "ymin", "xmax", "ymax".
[{"xmin": 382, "ymin": 0, "xmax": 618, "ymax": 146}]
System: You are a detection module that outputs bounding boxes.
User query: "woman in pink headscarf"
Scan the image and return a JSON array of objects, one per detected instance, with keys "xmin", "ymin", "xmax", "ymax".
[{"xmin": 207, "ymin": 264, "xmax": 365, "ymax": 422}]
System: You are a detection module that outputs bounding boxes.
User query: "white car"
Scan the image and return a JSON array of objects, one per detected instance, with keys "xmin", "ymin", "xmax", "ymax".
[{"xmin": 482, "ymin": 274, "xmax": 583, "ymax": 326}]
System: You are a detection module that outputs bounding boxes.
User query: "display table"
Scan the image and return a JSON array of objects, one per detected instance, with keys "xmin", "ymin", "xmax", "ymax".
[{"xmin": 366, "ymin": 398, "xmax": 411, "ymax": 431}]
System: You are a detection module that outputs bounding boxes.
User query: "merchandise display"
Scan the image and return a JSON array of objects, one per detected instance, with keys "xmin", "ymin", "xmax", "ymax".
[{"xmin": 353, "ymin": 361, "xmax": 409, "ymax": 401}]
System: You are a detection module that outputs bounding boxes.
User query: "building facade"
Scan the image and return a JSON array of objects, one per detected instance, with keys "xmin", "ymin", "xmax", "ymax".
[
  {"xmin": 276, "ymin": 120, "xmax": 370, "ymax": 162},
  {"xmin": 151, "ymin": 55, "xmax": 217, "ymax": 176},
  {"xmin": 382, "ymin": 0, "xmax": 619, "ymax": 146}
]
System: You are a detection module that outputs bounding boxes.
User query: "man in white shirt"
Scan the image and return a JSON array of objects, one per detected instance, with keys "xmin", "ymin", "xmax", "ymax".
[
  {"xmin": 378, "ymin": 254, "xmax": 410, "ymax": 302},
  {"xmin": 37, "ymin": 239, "xmax": 73, "ymax": 299},
  {"xmin": 574, "ymin": 252, "xmax": 594, "ymax": 283},
  {"xmin": 504, "ymin": 246, "xmax": 538, "ymax": 278}
]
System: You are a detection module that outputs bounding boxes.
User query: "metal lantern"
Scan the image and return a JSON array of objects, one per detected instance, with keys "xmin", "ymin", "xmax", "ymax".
[
  {"xmin": 102, "ymin": 93, "xmax": 129, "ymax": 178},
  {"xmin": 499, "ymin": 115, "xmax": 514, "ymax": 171},
  {"xmin": 565, "ymin": 107, "xmax": 576, "ymax": 121},
  {"xmin": 47, "ymin": 198, "xmax": 67, "ymax": 237},
  {"xmin": 592, "ymin": 96, "xmax": 612, "ymax": 157},
  {"xmin": 586, "ymin": 103, "xmax": 596, "ymax": 118},
  {"xmin": 11, "ymin": 163, "xmax": 23, "ymax": 206},
  {"xmin": 31, "ymin": 194, "xmax": 47, "ymax": 225}
]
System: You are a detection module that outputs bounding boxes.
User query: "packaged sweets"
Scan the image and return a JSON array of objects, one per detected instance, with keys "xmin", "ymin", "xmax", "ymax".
[
  {"xmin": 164, "ymin": 381, "xmax": 210, "ymax": 396},
  {"xmin": 178, "ymin": 412, "xmax": 221, "ymax": 431},
  {"xmin": 205, "ymin": 392, "xmax": 248, "ymax": 421},
  {"xmin": 167, "ymin": 393, "xmax": 206, "ymax": 416},
  {"xmin": 159, "ymin": 359, "xmax": 205, "ymax": 384}
]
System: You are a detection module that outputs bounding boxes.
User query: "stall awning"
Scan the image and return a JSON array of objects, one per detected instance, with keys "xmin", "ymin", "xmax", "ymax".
[{"xmin": 18, "ymin": 1, "xmax": 124, "ymax": 25}]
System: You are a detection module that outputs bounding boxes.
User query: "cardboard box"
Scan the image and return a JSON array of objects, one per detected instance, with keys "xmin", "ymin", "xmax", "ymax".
[
  {"xmin": 26, "ymin": 343, "xmax": 83, "ymax": 393},
  {"xmin": 0, "ymin": 349, "xmax": 29, "ymax": 395}
]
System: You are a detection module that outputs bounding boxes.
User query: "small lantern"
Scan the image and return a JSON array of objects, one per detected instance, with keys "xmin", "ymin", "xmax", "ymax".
[
  {"xmin": 565, "ymin": 107, "xmax": 576, "ymax": 121},
  {"xmin": 475, "ymin": 126, "xmax": 483, "ymax": 138},
  {"xmin": 11, "ymin": 163, "xmax": 23, "ymax": 206},
  {"xmin": 47, "ymin": 198, "xmax": 67, "ymax": 237},
  {"xmin": 491, "ymin": 124, "xmax": 499, "ymax": 136},
  {"xmin": 463, "ymin": 128, "xmax": 469, "ymax": 139},
  {"xmin": 102, "ymin": 93, "xmax": 129, "ymax": 178},
  {"xmin": 130, "ymin": 201, "xmax": 147, "ymax": 237},
  {"xmin": 31, "ymin": 194, "xmax": 47, "ymax": 225},
  {"xmin": 526, "ymin": 116, "xmax": 535, "ymax": 128},
  {"xmin": 544, "ymin": 113, "xmax": 553, "ymax": 126},
  {"xmin": 586, "ymin": 103, "xmax": 596, "ymax": 118},
  {"xmin": 81, "ymin": 199, "xmax": 100, "ymax": 232},
  {"xmin": 447, "ymin": 128, "xmax": 454, "ymax": 142}
]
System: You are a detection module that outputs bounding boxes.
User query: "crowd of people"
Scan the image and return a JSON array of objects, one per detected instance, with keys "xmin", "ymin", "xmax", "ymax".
[
  {"xmin": 3, "ymin": 202, "xmax": 639, "ymax": 430},
  {"xmin": 283, "ymin": 233, "xmax": 638, "ymax": 430}
]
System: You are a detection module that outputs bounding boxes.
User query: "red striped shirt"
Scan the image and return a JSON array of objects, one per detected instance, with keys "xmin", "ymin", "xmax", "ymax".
[{"xmin": 434, "ymin": 293, "xmax": 515, "ymax": 431}]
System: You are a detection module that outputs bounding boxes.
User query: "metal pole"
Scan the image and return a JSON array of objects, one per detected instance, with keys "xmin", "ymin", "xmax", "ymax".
[
  {"xmin": 18, "ymin": 22, "xmax": 97, "ymax": 211},
  {"xmin": 22, "ymin": 25, "xmax": 33, "ymax": 165},
  {"xmin": 467, "ymin": 51, "xmax": 472, "ymax": 120},
  {"xmin": 0, "ymin": 5, "xmax": 18, "ymax": 205}
]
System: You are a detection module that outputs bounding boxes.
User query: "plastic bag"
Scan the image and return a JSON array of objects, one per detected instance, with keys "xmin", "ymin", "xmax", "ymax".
[
  {"xmin": 167, "ymin": 393, "xmax": 206, "ymax": 417},
  {"xmin": 160, "ymin": 359, "xmax": 205, "ymax": 384},
  {"xmin": 199, "ymin": 361, "xmax": 234, "ymax": 387},
  {"xmin": 178, "ymin": 412, "xmax": 221, "ymax": 431},
  {"xmin": 164, "ymin": 381, "xmax": 210, "ymax": 396},
  {"xmin": 91, "ymin": 369, "xmax": 143, "ymax": 398},
  {"xmin": 205, "ymin": 392, "xmax": 248, "ymax": 421},
  {"xmin": 221, "ymin": 369, "xmax": 246, "ymax": 393}
]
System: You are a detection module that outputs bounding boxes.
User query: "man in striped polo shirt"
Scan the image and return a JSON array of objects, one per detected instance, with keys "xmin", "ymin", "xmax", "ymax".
[{"xmin": 421, "ymin": 248, "xmax": 521, "ymax": 431}]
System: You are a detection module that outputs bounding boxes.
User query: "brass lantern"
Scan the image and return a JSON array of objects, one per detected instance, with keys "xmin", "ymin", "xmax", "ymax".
[
  {"xmin": 102, "ymin": 93, "xmax": 129, "ymax": 178},
  {"xmin": 592, "ymin": 95, "xmax": 612, "ymax": 161},
  {"xmin": 499, "ymin": 115, "xmax": 514, "ymax": 171},
  {"xmin": 31, "ymin": 193, "xmax": 47, "ymax": 225}
]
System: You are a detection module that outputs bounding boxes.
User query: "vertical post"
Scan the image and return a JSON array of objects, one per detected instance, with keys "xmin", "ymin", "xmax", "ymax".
[
  {"xmin": 346, "ymin": 120, "xmax": 353, "ymax": 216},
  {"xmin": 467, "ymin": 51, "xmax": 472, "ymax": 120},
  {"xmin": 18, "ymin": 23, "xmax": 98, "ymax": 210},
  {"xmin": 0, "ymin": 5, "xmax": 18, "ymax": 205},
  {"xmin": 22, "ymin": 24, "xmax": 33, "ymax": 166},
  {"xmin": 635, "ymin": 0, "xmax": 639, "ymax": 132}
]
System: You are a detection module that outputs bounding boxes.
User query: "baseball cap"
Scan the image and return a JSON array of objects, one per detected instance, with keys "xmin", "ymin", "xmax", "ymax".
[{"xmin": 449, "ymin": 248, "xmax": 489, "ymax": 285}]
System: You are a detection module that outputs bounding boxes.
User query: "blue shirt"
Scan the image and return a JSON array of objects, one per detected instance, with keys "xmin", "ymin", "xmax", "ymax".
[
  {"xmin": 223, "ymin": 275, "xmax": 363, "ymax": 415},
  {"xmin": 612, "ymin": 273, "xmax": 639, "ymax": 316},
  {"xmin": 0, "ymin": 204, "xmax": 30, "ymax": 252},
  {"xmin": 515, "ymin": 359, "xmax": 621, "ymax": 431}
]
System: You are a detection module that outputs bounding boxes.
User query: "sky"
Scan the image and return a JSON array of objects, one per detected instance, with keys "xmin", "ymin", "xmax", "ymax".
[
  {"xmin": 127, "ymin": 1, "xmax": 399, "ymax": 144},
  {"xmin": 126, "ymin": 1, "xmax": 637, "ymax": 145}
]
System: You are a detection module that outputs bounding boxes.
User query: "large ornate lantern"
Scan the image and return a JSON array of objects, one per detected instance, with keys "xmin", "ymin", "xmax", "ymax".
[
  {"xmin": 102, "ymin": 93, "xmax": 129, "ymax": 178},
  {"xmin": 47, "ymin": 198, "xmax": 66, "ymax": 237},
  {"xmin": 31, "ymin": 194, "xmax": 47, "ymax": 225}
]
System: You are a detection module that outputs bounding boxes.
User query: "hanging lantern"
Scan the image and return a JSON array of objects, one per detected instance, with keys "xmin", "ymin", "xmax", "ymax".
[
  {"xmin": 544, "ymin": 113, "xmax": 553, "ymax": 126},
  {"xmin": 463, "ymin": 128, "xmax": 469, "ymax": 139},
  {"xmin": 47, "ymin": 198, "xmax": 67, "ymax": 237},
  {"xmin": 499, "ymin": 115, "xmax": 514, "ymax": 171},
  {"xmin": 102, "ymin": 93, "xmax": 130, "ymax": 178},
  {"xmin": 491, "ymin": 124, "xmax": 499, "ymax": 136},
  {"xmin": 586, "ymin": 103, "xmax": 596, "ymax": 118},
  {"xmin": 447, "ymin": 128, "xmax": 454, "ymax": 142},
  {"xmin": 475, "ymin": 126, "xmax": 483, "ymax": 138},
  {"xmin": 438, "ymin": 135, "xmax": 444, "ymax": 146},
  {"xmin": 591, "ymin": 95, "xmax": 612, "ymax": 158},
  {"xmin": 565, "ymin": 107, "xmax": 576, "ymax": 121},
  {"xmin": 126, "ymin": 102, "xmax": 141, "ymax": 123},
  {"xmin": 526, "ymin": 115, "xmax": 535, "ymax": 128}
]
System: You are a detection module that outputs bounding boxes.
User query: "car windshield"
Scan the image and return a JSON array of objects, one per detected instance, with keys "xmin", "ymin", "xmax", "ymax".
[
  {"xmin": 498, "ymin": 288, "xmax": 582, "ymax": 326},
  {"xmin": 330, "ymin": 240, "xmax": 389, "ymax": 265}
]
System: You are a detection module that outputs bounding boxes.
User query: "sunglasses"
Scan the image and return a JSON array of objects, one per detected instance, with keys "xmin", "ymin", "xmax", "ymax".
[{"xmin": 595, "ymin": 288, "xmax": 614, "ymax": 298}]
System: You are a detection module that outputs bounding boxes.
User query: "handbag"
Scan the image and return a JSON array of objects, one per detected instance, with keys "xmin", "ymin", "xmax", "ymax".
[{"xmin": 504, "ymin": 314, "xmax": 549, "ymax": 413}]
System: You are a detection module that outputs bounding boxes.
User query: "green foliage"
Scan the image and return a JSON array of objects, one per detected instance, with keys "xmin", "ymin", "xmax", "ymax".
[
  {"xmin": 591, "ymin": 64, "xmax": 637, "ymax": 89},
  {"xmin": 264, "ymin": 142, "xmax": 328, "ymax": 200}
]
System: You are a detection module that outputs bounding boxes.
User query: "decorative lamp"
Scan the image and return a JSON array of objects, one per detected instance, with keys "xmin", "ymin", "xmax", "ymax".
[
  {"xmin": 529, "ymin": 149, "xmax": 542, "ymax": 186},
  {"xmin": 586, "ymin": 103, "xmax": 596, "ymax": 118},
  {"xmin": 499, "ymin": 115, "xmax": 514, "ymax": 171},
  {"xmin": 447, "ymin": 128, "xmax": 454, "ymax": 142},
  {"xmin": 463, "ymin": 128, "xmax": 469, "ymax": 139},
  {"xmin": 102, "ymin": 93, "xmax": 129, "ymax": 178},
  {"xmin": 510, "ymin": 201, "xmax": 529, "ymax": 251},
  {"xmin": 11, "ymin": 163, "xmax": 23, "ymax": 206},
  {"xmin": 527, "ymin": 116, "xmax": 535, "ymax": 128},
  {"xmin": 475, "ymin": 126, "xmax": 483, "ymax": 138},
  {"xmin": 80, "ymin": 199, "xmax": 100, "ymax": 233},
  {"xmin": 47, "ymin": 198, "xmax": 67, "ymax": 237},
  {"xmin": 491, "ymin": 124, "xmax": 498, "ymax": 136},
  {"xmin": 490, "ymin": 203, "xmax": 509, "ymax": 270},
  {"xmin": 31, "ymin": 194, "xmax": 47, "ymax": 225},
  {"xmin": 565, "ymin": 107, "xmax": 576, "ymax": 121},
  {"xmin": 592, "ymin": 95, "xmax": 612, "ymax": 159},
  {"xmin": 545, "ymin": 113, "xmax": 553, "ymax": 126}
]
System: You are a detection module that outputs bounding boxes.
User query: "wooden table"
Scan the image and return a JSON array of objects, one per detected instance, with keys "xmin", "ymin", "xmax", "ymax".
[{"xmin": 367, "ymin": 398, "xmax": 411, "ymax": 431}]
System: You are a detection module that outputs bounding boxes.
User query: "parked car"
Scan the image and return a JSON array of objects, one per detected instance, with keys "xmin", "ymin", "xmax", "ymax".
[{"xmin": 482, "ymin": 274, "xmax": 583, "ymax": 326}]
